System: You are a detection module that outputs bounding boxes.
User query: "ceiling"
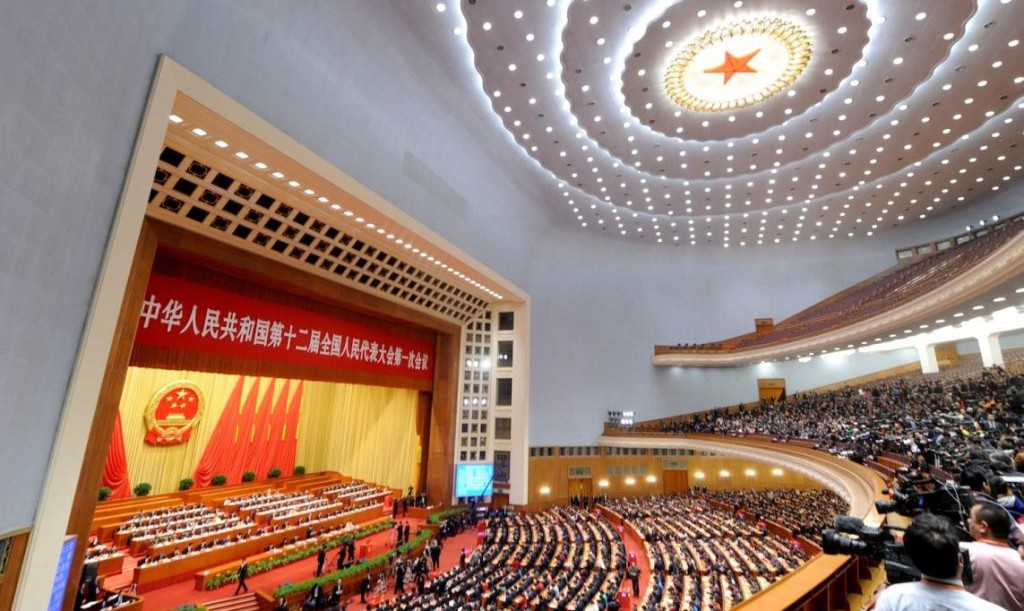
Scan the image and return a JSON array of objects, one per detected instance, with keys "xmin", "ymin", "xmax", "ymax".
[{"xmin": 401, "ymin": 0, "xmax": 1023, "ymax": 247}]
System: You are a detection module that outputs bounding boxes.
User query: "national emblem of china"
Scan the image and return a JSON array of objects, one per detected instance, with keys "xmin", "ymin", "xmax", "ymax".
[{"xmin": 144, "ymin": 381, "xmax": 204, "ymax": 446}]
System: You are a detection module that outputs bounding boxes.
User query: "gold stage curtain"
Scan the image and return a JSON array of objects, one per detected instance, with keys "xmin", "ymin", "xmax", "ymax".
[
  {"xmin": 295, "ymin": 383, "xmax": 419, "ymax": 491},
  {"xmin": 117, "ymin": 367, "xmax": 418, "ymax": 495}
]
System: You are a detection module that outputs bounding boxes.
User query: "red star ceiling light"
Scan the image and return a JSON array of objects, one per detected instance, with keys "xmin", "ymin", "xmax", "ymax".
[{"xmin": 664, "ymin": 17, "xmax": 812, "ymax": 112}]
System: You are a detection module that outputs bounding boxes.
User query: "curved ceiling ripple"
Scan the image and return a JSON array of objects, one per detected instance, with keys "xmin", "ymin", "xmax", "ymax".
[{"xmin": 457, "ymin": 0, "xmax": 1023, "ymax": 246}]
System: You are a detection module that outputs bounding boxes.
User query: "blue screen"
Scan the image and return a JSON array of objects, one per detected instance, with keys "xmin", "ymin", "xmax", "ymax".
[
  {"xmin": 455, "ymin": 463, "xmax": 493, "ymax": 497},
  {"xmin": 49, "ymin": 536, "xmax": 77, "ymax": 611}
]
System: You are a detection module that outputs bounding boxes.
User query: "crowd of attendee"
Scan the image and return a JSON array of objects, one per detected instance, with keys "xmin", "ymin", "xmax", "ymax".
[
  {"xmin": 371, "ymin": 506, "xmax": 627, "ymax": 611},
  {"xmin": 661, "ymin": 365, "xmax": 1024, "ymax": 486},
  {"xmin": 699, "ymin": 489, "xmax": 849, "ymax": 540},
  {"xmin": 603, "ymin": 496, "xmax": 810, "ymax": 611}
]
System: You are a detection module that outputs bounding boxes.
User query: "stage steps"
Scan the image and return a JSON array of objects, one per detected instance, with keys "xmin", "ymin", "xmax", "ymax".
[{"xmin": 202, "ymin": 593, "xmax": 260, "ymax": 611}]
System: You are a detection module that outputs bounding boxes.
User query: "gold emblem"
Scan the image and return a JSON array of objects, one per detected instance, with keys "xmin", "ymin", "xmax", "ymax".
[{"xmin": 143, "ymin": 381, "xmax": 204, "ymax": 445}]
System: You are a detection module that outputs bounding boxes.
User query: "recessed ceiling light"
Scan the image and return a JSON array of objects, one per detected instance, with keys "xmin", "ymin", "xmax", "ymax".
[
  {"xmin": 168, "ymin": 114, "xmax": 183, "ymax": 124},
  {"xmin": 214, "ymin": 140, "xmax": 229, "ymax": 148},
  {"xmin": 190, "ymin": 127, "xmax": 207, "ymax": 137},
  {"xmin": 482, "ymin": 21, "xmax": 492, "ymax": 31},
  {"xmin": 234, "ymin": 151, "xmax": 249, "ymax": 159},
  {"xmin": 253, "ymin": 162, "xmax": 268, "ymax": 170},
  {"xmin": 435, "ymin": 3, "xmax": 445, "ymax": 12}
]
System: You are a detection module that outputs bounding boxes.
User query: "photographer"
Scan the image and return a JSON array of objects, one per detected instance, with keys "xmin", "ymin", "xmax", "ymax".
[
  {"xmin": 874, "ymin": 513, "xmax": 1004, "ymax": 610},
  {"xmin": 962, "ymin": 502, "xmax": 1024, "ymax": 610}
]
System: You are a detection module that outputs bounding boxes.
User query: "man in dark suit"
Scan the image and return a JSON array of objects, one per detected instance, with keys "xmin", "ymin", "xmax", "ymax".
[
  {"xmin": 360, "ymin": 572, "xmax": 372, "ymax": 603},
  {"xmin": 394, "ymin": 559, "xmax": 406, "ymax": 594},
  {"xmin": 316, "ymin": 546, "xmax": 327, "ymax": 577},
  {"xmin": 234, "ymin": 558, "xmax": 249, "ymax": 595}
]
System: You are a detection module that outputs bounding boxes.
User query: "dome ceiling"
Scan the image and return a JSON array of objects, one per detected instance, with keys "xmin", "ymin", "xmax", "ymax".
[{"xmin": 423, "ymin": 0, "xmax": 1023, "ymax": 246}]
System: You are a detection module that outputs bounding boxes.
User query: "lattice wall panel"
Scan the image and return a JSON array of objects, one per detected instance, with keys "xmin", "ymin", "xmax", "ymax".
[{"xmin": 147, "ymin": 146, "xmax": 490, "ymax": 324}]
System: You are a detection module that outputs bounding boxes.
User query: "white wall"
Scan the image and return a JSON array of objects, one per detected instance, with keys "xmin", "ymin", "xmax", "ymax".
[{"xmin": 0, "ymin": 1, "xmax": 554, "ymax": 535}]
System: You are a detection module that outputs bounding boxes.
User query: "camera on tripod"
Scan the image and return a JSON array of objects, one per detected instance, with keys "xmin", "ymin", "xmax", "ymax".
[{"xmin": 821, "ymin": 468, "xmax": 974, "ymax": 584}]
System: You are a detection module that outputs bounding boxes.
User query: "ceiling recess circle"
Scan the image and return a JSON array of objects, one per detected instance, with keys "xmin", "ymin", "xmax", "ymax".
[{"xmin": 663, "ymin": 17, "xmax": 812, "ymax": 113}]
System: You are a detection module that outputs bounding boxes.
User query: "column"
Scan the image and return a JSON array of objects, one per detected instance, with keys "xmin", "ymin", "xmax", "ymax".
[
  {"xmin": 916, "ymin": 343, "xmax": 939, "ymax": 374},
  {"xmin": 975, "ymin": 333, "xmax": 1004, "ymax": 368}
]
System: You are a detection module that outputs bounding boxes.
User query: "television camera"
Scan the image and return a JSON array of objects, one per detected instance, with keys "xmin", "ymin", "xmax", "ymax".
[{"xmin": 822, "ymin": 468, "xmax": 974, "ymax": 584}]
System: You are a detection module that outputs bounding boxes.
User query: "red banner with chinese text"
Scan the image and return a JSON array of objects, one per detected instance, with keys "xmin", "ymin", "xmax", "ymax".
[{"xmin": 135, "ymin": 274, "xmax": 434, "ymax": 381}]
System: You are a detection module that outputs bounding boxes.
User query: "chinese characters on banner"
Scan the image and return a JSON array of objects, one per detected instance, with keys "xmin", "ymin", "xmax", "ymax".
[{"xmin": 135, "ymin": 274, "xmax": 434, "ymax": 381}]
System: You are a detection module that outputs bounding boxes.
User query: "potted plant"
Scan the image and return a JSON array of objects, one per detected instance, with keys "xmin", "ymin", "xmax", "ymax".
[
  {"xmin": 178, "ymin": 478, "xmax": 194, "ymax": 491},
  {"xmin": 293, "ymin": 465, "xmax": 306, "ymax": 475},
  {"xmin": 242, "ymin": 471, "xmax": 256, "ymax": 482},
  {"xmin": 212, "ymin": 474, "xmax": 228, "ymax": 486},
  {"xmin": 98, "ymin": 487, "xmax": 112, "ymax": 501},
  {"xmin": 268, "ymin": 468, "xmax": 282, "ymax": 479},
  {"xmin": 133, "ymin": 482, "xmax": 152, "ymax": 497}
]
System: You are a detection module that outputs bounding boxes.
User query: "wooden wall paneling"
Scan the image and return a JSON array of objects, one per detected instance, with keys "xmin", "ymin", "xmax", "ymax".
[
  {"xmin": 662, "ymin": 470, "xmax": 689, "ymax": 495},
  {"xmin": 414, "ymin": 391, "xmax": 432, "ymax": 494},
  {"xmin": 0, "ymin": 530, "xmax": 30, "ymax": 611},
  {"xmin": 425, "ymin": 332, "xmax": 458, "ymax": 503},
  {"xmin": 527, "ymin": 453, "xmax": 825, "ymax": 503},
  {"xmin": 61, "ymin": 223, "xmax": 160, "ymax": 611}
]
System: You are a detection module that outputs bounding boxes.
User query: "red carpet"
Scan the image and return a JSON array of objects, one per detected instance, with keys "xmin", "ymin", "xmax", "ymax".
[{"xmin": 130, "ymin": 519, "xmax": 479, "ymax": 610}]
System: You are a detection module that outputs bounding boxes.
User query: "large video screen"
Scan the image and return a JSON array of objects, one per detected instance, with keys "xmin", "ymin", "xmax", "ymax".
[{"xmin": 455, "ymin": 463, "xmax": 493, "ymax": 498}]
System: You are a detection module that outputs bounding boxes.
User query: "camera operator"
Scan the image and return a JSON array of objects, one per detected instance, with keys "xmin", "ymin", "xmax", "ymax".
[
  {"xmin": 962, "ymin": 502, "xmax": 1024, "ymax": 610},
  {"xmin": 874, "ymin": 513, "xmax": 1004, "ymax": 611}
]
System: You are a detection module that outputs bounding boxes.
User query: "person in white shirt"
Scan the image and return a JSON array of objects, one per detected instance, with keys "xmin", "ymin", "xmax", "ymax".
[
  {"xmin": 962, "ymin": 501, "xmax": 1024, "ymax": 610},
  {"xmin": 874, "ymin": 513, "xmax": 1006, "ymax": 611}
]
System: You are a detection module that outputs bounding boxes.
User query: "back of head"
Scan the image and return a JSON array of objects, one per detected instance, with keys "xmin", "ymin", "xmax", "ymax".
[
  {"xmin": 960, "ymin": 465, "xmax": 991, "ymax": 492},
  {"xmin": 974, "ymin": 501, "xmax": 1012, "ymax": 540},
  {"xmin": 903, "ymin": 513, "xmax": 960, "ymax": 580}
]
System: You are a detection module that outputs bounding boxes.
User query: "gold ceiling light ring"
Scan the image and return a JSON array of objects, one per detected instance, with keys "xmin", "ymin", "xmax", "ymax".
[{"xmin": 664, "ymin": 17, "xmax": 812, "ymax": 113}]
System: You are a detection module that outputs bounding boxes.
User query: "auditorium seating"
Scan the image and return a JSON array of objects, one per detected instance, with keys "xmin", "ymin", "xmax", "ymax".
[
  {"xmin": 657, "ymin": 214, "xmax": 1023, "ymax": 354},
  {"xmin": 604, "ymin": 496, "xmax": 812, "ymax": 611},
  {"xmin": 373, "ymin": 506, "xmax": 626, "ymax": 611},
  {"xmin": 699, "ymin": 489, "xmax": 849, "ymax": 541},
  {"xmin": 88, "ymin": 473, "xmax": 390, "ymax": 594}
]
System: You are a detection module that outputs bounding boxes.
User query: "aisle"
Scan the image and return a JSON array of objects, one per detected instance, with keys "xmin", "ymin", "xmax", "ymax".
[
  {"xmin": 609, "ymin": 515, "xmax": 652, "ymax": 605},
  {"xmin": 341, "ymin": 527, "xmax": 479, "ymax": 610}
]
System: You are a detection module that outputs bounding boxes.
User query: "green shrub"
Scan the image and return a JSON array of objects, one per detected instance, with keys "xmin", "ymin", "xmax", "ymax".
[
  {"xmin": 98, "ymin": 487, "xmax": 112, "ymax": 502},
  {"xmin": 178, "ymin": 478, "xmax": 194, "ymax": 491},
  {"xmin": 212, "ymin": 474, "xmax": 228, "ymax": 486},
  {"xmin": 293, "ymin": 465, "xmax": 306, "ymax": 475},
  {"xmin": 428, "ymin": 505, "xmax": 470, "ymax": 524},
  {"xmin": 207, "ymin": 521, "xmax": 394, "ymax": 590},
  {"xmin": 133, "ymin": 482, "xmax": 152, "ymax": 497},
  {"xmin": 242, "ymin": 471, "xmax": 256, "ymax": 482},
  {"xmin": 268, "ymin": 468, "xmax": 282, "ymax": 479},
  {"xmin": 272, "ymin": 524, "xmax": 429, "ymax": 599}
]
